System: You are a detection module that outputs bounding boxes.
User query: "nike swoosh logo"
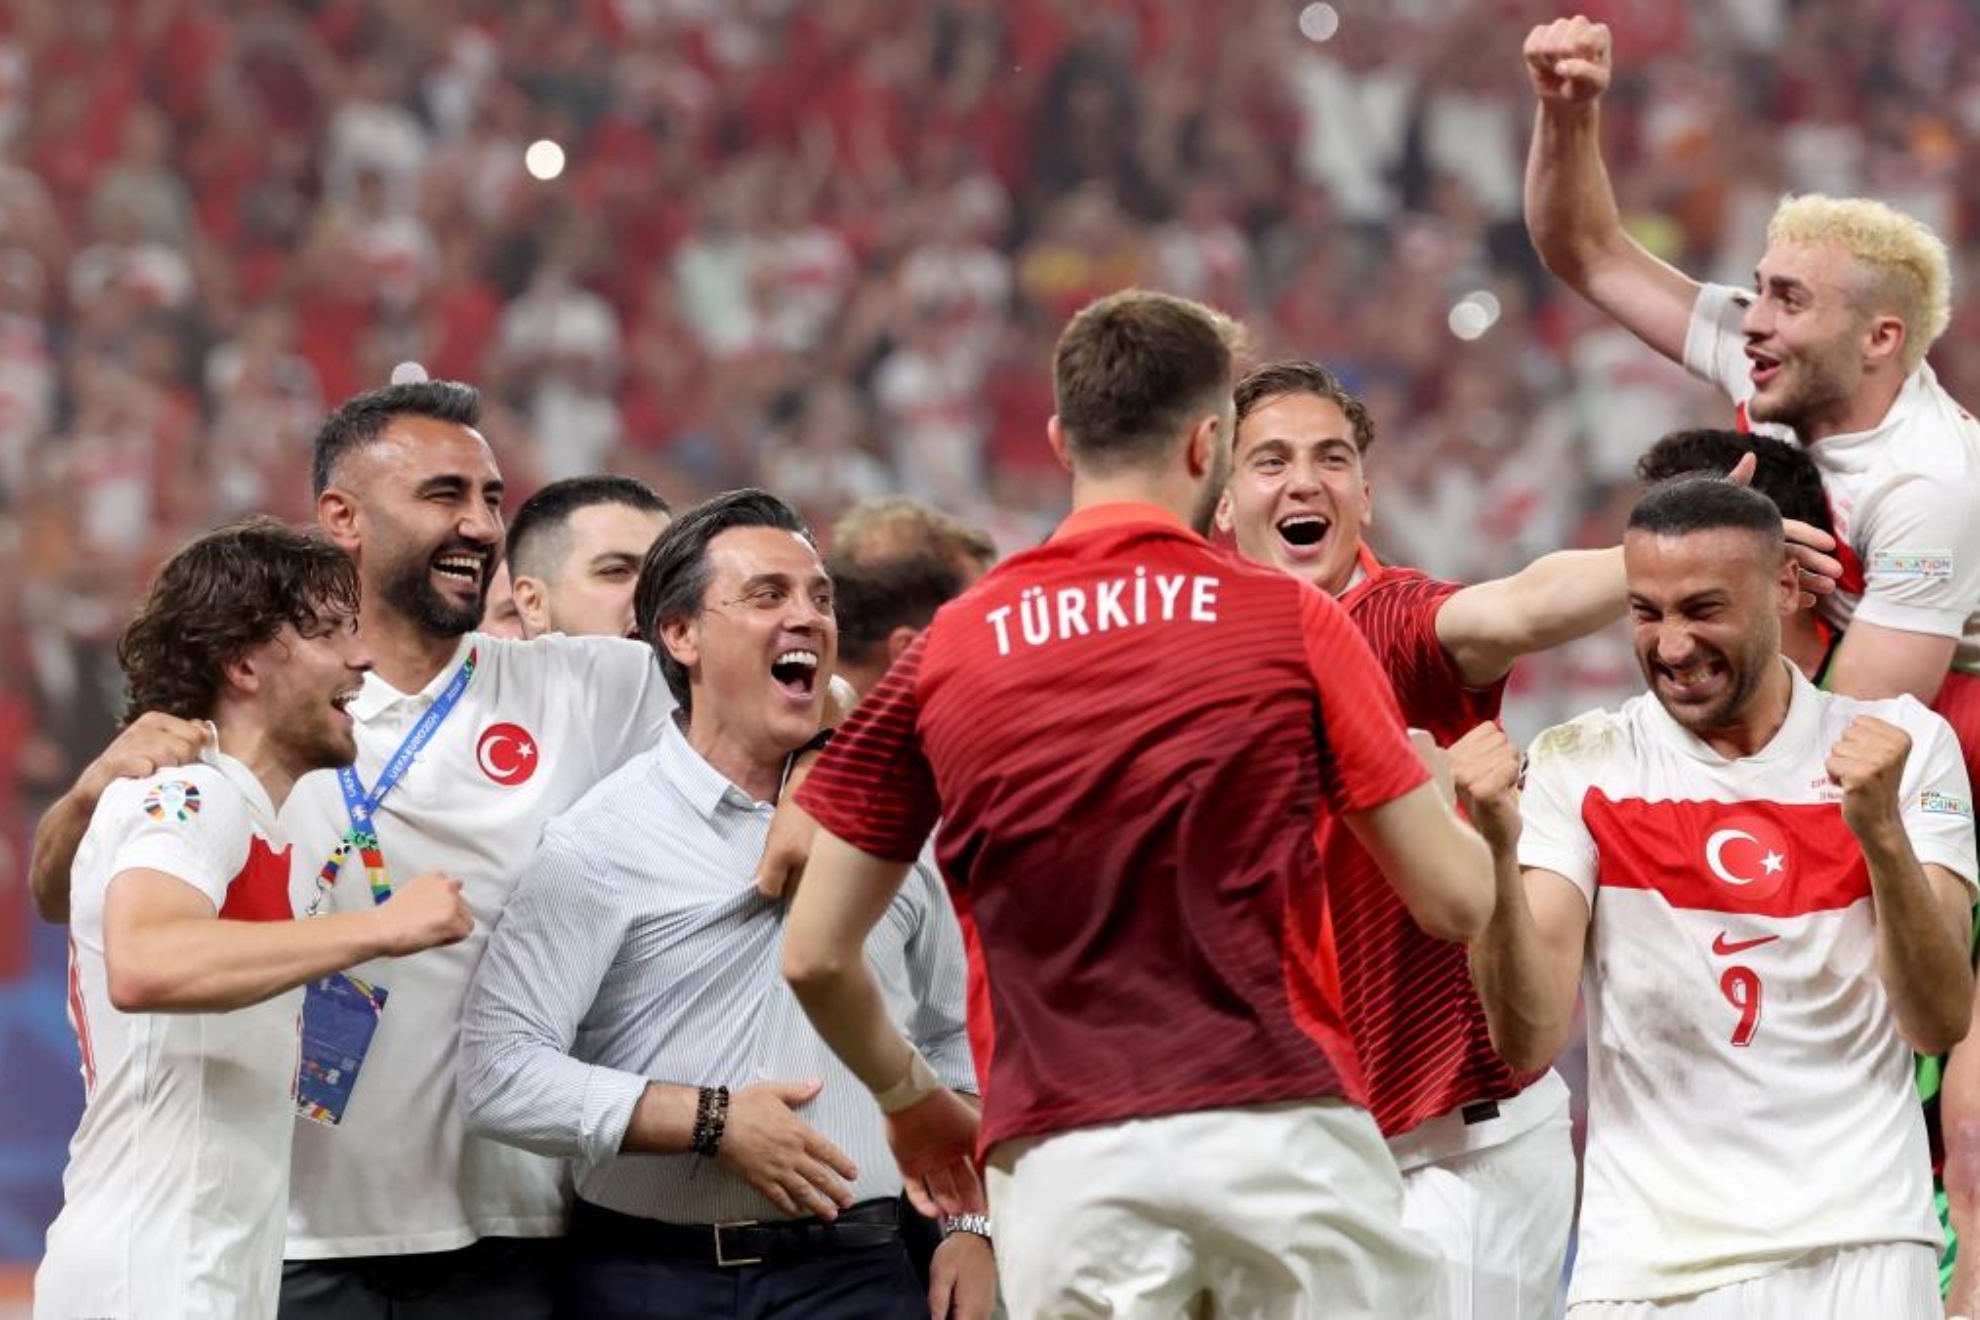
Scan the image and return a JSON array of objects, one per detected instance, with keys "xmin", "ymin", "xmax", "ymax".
[{"xmin": 1712, "ymin": 932, "xmax": 1780, "ymax": 956}]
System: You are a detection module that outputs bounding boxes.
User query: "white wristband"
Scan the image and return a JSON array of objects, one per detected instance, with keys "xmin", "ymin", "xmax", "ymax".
[{"xmin": 872, "ymin": 1047, "xmax": 941, "ymax": 1114}]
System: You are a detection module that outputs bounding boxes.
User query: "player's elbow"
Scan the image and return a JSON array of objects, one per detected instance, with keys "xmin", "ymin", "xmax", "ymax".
[
  {"xmin": 1492, "ymin": 1029, "xmax": 1560, "ymax": 1077},
  {"xmin": 1904, "ymin": 1001, "xmax": 1973, "ymax": 1059},
  {"xmin": 1947, "ymin": 1115, "xmax": 1980, "ymax": 1216},
  {"xmin": 1407, "ymin": 883, "xmax": 1495, "ymax": 946},
  {"xmin": 105, "ymin": 957, "xmax": 174, "ymax": 1014},
  {"xmin": 781, "ymin": 937, "xmax": 851, "ymax": 1004},
  {"xmin": 1400, "ymin": 833, "xmax": 1497, "ymax": 944},
  {"xmin": 31, "ymin": 880, "xmax": 70, "ymax": 925}
]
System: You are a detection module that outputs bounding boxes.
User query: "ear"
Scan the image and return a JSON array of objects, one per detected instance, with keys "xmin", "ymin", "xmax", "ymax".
[
  {"xmin": 1775, "ymin": 548, "xmax": 1801, "ymax": 615},
  {"xmin": 1212, "ymin": 489, "xmax": 1235, "ymax": 535},
  {"xmin": 1183, "ymin": 414, "xmax": 1220, "ymax": 480},
  {"xmin": 221, "ymin": 647, "xmax": 263, "ymax": 699},
  {"xmin": 1045, "ymin": 415, "xmax": 1074, "ymax": 472},
  {"xmin": 511, "ymin": 575, "xmax": 550, "ymax": 636},
  {"xmin": 885, "ymin": 624, "xmax": 920, "ymax": 665},
  {"xmin": 318, "ymin": 487, "xmax": 362, "ymax": 555},
  {"xmin": 1362, "ymin": 474, "xmax": 1375, "ymax": 529},
  {"xmin": 1864, "ymin": 313, "xmax": 1906, "ymax": 371},
  {"xmin": 658, "ymin": 613, "xmax": 701, "ymax": 674}
]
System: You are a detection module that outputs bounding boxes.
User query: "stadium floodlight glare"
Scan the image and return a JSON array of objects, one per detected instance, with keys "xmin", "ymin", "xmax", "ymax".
[
  {"xmin": 1448, "ymin": 292, "xmax": 1499, "ymax": 342},
  {"xmin": 1298, "ymin": 3, "xmax": 1340, "ymax": 42},
  {"xmin": 525, "ymin": 139, "xmax": 567, "ymax": 181}
]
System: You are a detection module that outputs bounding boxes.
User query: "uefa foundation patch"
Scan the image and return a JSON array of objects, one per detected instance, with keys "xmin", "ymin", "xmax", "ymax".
[{"xmin": 143, "ymin": 780, "xmax": 202, "ymax": 822}]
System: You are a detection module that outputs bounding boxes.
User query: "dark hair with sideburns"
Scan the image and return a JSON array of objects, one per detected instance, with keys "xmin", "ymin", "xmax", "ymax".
[
  {"xmin": 633, "ymin": 489, "xmax": 816, "ymax": 711},
  {"xmin": 119, "ymin": 517, "xmax": 360, "ymax": 724}
]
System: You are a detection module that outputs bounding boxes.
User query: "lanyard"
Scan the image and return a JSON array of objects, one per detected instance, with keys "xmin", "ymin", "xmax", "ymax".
[{"xmin": 313, "ymin": 647, "xmax": 477, "ymax": 908}]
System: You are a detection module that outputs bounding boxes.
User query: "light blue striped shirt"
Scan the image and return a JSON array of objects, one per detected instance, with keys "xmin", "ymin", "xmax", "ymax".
[{"xmin": 459, "ymin": 716, "xmax": 974, "ymax": 1223}]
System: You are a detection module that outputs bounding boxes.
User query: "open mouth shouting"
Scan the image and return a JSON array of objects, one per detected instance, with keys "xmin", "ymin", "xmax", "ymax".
[
  {"xmin": 1653, "ymin": 656, "xmax": 1727, "ymax": 707},
  {"xmin": 1745, "ymin": 347, "xmax": 1782, "ymax": 392},
  {"xmin": 432, "ymin": 549, "xmax": 490, "ymax": 594},
  {"xmin": 770, "ymin": 648, "xmax": 820, "ymax": 703},
  {"xmin": 1275, "ymin": 511, "xmax": 1333, "ymax": 560},
  {"xmin": 330, "ymin": 685, "xmax": 363, "ymax": 723}
]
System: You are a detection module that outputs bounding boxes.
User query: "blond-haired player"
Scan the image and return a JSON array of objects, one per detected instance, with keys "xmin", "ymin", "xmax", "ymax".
[{"xmin": 1522, "ymin": 16, "xmax": 1980, "ymax": 1310}]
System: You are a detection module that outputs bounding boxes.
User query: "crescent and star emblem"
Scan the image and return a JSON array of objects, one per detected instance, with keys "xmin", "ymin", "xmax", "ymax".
[
  {"xmin": 1703, "ymin": 828, "xmax": 1786, "ymax": 887},
  {"xmin": 476, "ymin": 723, "xmax": 539, "ymax": 786}
]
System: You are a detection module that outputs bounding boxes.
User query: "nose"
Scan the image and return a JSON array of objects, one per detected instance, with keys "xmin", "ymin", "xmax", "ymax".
[
  {"xmin": 787, "ymin": 593, "xmax": 831, "ymax": 632},
  {"xmin": 1740, "ymin": 295, "xmax": 1771, "ymax": 339},
  {"xmin": 460, "ymin": 496, "xmax": 502, "ymax": 546},
  {"xmin": 1286, "ymin": 460, "xmax": 1324, "ymax": 497},
  {"xmin": 1654, "ymin": 620, "xmax": 1695, "ymax": 666}
]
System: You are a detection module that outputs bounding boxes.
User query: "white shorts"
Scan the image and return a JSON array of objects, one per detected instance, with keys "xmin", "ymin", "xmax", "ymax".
[
  {"xmin": 1567, "ymin": 1243, "xmax": 1939, "ymax": 1320},
  {"xmin": 1399, "ymin": 1094, "xmax": 1576, "ymax": 1320},
  {"xmin": 985, "ymin": 1099, "xmax": 1433, "ymax": 1320}
]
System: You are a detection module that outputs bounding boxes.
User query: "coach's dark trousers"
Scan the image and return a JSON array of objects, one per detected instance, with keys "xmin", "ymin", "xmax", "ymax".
[
  {"xmin": 280, "ymin": 1236, "xmax": 559, "ymax": 1319},
  {"xmin": 559, "ymin": 1197, "xmax": 928, "ymax": 1320}
]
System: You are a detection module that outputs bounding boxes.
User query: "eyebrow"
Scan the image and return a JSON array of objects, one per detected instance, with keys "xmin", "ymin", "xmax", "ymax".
[
  {"xmin": 739, "ymin": 571, "xmax": 833, "ymax": 589},
  {"xmin": 1247, "ymin": 436, "xmax": 1356, "ymax": 457},
  {"xmin": 1756, "ymin": 272, "xmax": 1813, "ymax": 299},
  {"xmin": 1629, "ymin": 589, "xmax": 1732, "ymax": 610}
]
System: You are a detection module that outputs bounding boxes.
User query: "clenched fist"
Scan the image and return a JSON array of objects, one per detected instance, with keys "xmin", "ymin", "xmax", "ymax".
[
  {"xmin": 1524, "ymin": 15, "xmax": 1612, "ymax": 104},
  {"xmin": 1826, "ymin": 715, "xmax": 1912, "ymax": 841},
  {"xmin": 374, "ymin": 871, "xmax": 474, "ymax": 955},
  {"xmin": 1448, "ymin": 722, "xmax": 1524, "ymax": 854}
]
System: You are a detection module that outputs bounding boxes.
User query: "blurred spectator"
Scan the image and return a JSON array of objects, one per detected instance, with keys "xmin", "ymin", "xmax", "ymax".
[{"xmin": 0, "ymin": 0, "xmax": 1973, "ymax": 813}]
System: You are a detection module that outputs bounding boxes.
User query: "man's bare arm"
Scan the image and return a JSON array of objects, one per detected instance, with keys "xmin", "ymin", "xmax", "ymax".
[
  {"xmin": 1450, "ymin": 723, "xmax": 1591, "ymax": 1072},
  {"xmin": 1826, "ymin": 621, "xmax": 1959, "ymax": 706},
  {"xmin": 1524, "ymin": 14, "xmax": 1699, "ymax": 363},
  {"xmin": 783, "ymin": 830, "xmax": 983, "ymax": 1217},
  {"xmin": 31, "ymin": 714, "xmax": 209, "ymax": 923},
  {"xmin": 1436, "ymin": 548, "xmax": 1626, "ymax": 689},
  {"xmin": 104, "ymin": 868, "xmax": 470, "ymax": 1013},
  {"xmin": 1830, "ymin": 716, "xmax": 1974, "ymax": 1053},
  {"xmin": 1343, "ymin": 779, "xmax": 1496, "ymax": 944}
]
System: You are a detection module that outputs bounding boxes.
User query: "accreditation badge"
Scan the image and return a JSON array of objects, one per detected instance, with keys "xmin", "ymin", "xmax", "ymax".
[{"xmin": 295, "ymin": 972, "xmax": 389, "ymax": 1125}]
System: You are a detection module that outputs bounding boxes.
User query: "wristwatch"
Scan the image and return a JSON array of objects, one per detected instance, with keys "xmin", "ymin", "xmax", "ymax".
[{"xmin": 940, "ymin": 1212, "xmax": 992, "ymax": 1243}]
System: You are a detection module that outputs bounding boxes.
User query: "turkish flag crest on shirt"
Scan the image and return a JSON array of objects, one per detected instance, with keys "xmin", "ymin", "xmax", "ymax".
[
  {"xmin": 476, "ymin": 723, "xmax": 540, "ymax": 786},
  {"xmin": 1700, "ymin": 813, "xmax": 1793, "ymax": 903}
]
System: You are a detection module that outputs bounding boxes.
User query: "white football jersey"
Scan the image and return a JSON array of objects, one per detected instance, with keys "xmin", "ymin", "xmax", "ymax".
[
  {"xmin": 1684, "ymin": 282, "xmax": 1980, "ymax": 676},
  {"xmin": 38, "ymin": 750, "xmax": 302, "ymax": 1320},
  {"xmin": 280, "ymin": 632, "xmax": 675, "ymax": 1259},
  {"xmin": 1518, "ymin": 663, "xmax": 1976, "ymax": 1304}
]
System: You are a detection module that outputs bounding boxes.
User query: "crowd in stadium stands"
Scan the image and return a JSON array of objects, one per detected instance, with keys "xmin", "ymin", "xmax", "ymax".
[{"xmin": 2, "ymin": 0, "xmax": 1979, "ymax": 895}]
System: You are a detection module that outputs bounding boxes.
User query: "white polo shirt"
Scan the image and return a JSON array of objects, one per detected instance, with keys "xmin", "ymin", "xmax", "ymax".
[
  {"xmin": 39, "ymin": 750, "xmax": 302, "ymax": 1320},
  {"xmin": 1519, "ymin": 664, "xmax": 1976, "ymax": 1303},
  {"xmin": 280, "ymin": 632, "xmax": 675, "ymax": 1259},
  {"xmin": 1683, "ymin": 282, "xmax": 1980, "ymax": 676}
]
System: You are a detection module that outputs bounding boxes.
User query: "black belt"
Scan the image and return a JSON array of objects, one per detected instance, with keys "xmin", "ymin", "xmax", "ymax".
[{"xmin": 570, "ymin": 1197, "xmax": 902, "ymax": 1268}]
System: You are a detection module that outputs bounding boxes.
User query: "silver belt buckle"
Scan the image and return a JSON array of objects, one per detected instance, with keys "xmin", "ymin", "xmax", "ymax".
[{"xmin": 714, "ymin": 1219, "xmax": 762, "ymax": 1268}]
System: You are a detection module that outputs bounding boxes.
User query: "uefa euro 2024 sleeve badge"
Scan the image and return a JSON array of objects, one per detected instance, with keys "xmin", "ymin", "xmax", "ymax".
[{"xmin": 142, "ymin": 780, "xmax": 202, "ymax": 823}]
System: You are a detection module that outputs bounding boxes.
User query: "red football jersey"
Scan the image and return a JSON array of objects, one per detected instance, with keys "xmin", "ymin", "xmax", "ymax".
[
  {"xmin": 1328, "ymin": 565, "xmax": 1544, "ymax": 1137},
  {"xmin": 799, "ymin": 503, "xmax": 1428, "ymax": 1151}
]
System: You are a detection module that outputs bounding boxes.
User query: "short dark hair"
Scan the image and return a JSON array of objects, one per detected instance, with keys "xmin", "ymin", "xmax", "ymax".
[
  {"xmin": 831, "ymin": 497, "xmax": 996, "ymax": 575},
  {"xmin": 119, "ymin": 517, "xmax": 360, "ymax": 724},
  {"xmin": 311, "ymin": 380, "xmax": 483, "ymax": 497},
  {"xmin": 1634, "ymin": 429, "xmax": 1832, "ymax": 536},
  {"xmin": 633, "ymin": 489, "xmax": 815, "ymax": 711},
  {"xmin": 1053, "ymin": 289, "xmax": 1241, "ymax": 474},
  {"xmin": 507, "ymin": 475, "xmax": 672, "ymax": 580},
  {"xmin": 1627, "ymin": 476, "xmax": 1785, "ymax": 549},
  {"xmin": 829, "ymin": 552, "xmax": 966, "ymax": 669},
  {"xmin": 1233, "ymin": 360, "xmax": 1378, "ymax": 455}
]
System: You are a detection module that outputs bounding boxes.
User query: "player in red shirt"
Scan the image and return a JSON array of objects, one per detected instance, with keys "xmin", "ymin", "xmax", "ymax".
[
  {"xmin": 779, "ymin": 290, "xmax": 1497, "ymax": 1318},
  {"xmin": 1216, "ymin": 363, "xmax": 1844, "ymax": 1317}
]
